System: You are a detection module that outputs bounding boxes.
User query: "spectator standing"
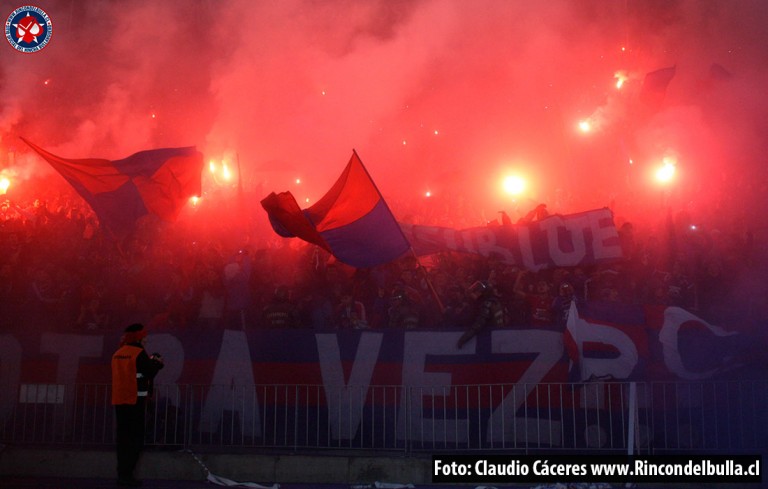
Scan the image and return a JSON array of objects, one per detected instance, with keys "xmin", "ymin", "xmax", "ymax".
[
  {"xmin": 223, "ymin": 249, "xmax": 252, "ymax": 330},
  {"xmin": 457, "ymin": 281, "xmax": 506, "ymax": 349},
  {"xmin": 76, "ymin": 296, "xmax": 110, "ymax": 331},
  {"xmin": 441, "ymin": 284, "xmax": 473, "ymax": 329},
  {"xmin": 551, "ymin": 282, "xmax": 581, "ymax": 330},
  {"xmin": 334, "ymin": 289, "xmax": 368, "ymax": 329},
  {"xmin": 514, "ymin": 271, "xmax": 554, "ymax": 327},
  {"xmin": 261, "ymin": 286, "xmax": 302, "ymax": 328},
  {"xmin": 196, "ymin": 266, "xmax": 225, "ymax": 329},
  {"xmin": 387, "ymin": 287, "xmax": 420, "ymax": 329}
]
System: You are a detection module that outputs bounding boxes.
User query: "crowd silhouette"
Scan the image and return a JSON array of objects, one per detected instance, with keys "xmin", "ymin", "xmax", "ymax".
[{"xmin": 1, "ymin": 181, "xmax": 765, "ymax": 348}]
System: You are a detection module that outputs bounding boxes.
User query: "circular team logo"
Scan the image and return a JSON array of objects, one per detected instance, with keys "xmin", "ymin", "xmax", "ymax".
[{"xmin": 5, "ymin": 5, "xmax": 52, "ymax": 53}]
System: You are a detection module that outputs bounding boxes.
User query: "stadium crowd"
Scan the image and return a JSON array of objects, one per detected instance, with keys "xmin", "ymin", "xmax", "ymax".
[{"xmin": 0, "ymin": 181, "xmax": 765, "ymax": 343}]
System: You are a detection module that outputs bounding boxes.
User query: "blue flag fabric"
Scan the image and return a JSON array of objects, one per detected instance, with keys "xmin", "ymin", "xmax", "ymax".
[
  {"xmin": 24, "ymin": 138, "xmax": 203, "ymax": 238},
  {"xmin": 261, "ymin": 151, "xmax": 410, "ymax": 268}
]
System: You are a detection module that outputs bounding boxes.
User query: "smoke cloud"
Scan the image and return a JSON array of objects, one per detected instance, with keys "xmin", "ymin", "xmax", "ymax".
[{"xmin": 1, "ymin": 0, "xmax": 767, "ymax": 231}]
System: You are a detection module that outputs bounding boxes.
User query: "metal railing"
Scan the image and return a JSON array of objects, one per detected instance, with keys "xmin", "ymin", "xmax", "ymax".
[{"xmin": 2, "ymin": 380, "xmax": 766, "ymax": 454}]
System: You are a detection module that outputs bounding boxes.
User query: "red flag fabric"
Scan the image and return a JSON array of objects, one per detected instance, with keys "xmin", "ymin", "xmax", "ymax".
[
  {"xmin": 261, "ymin": 151, "xmax": 410, "ymax": 268},
  {"xmin": 23, "ymin": 138, "xmax": 203, "ymax": 237}
]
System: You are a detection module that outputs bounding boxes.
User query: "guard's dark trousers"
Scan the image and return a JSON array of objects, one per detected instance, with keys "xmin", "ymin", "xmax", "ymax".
[{"xmin": 115, "ymin": 398, "xmax": 146, "ymax": 481}]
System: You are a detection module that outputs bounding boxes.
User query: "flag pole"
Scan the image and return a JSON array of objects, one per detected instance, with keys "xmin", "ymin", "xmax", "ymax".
[
  {"xmin": 351, "ymin": 149, "xmax": 445, "ymax": 313},
  {"xmin": 235, "ymin": 152, "xmax": 250, "ymax": 242}
]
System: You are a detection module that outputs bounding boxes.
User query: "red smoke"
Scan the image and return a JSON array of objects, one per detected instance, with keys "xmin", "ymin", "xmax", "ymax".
[{"xmin": 1, "ymin": 0, "xmax": 767, "ymax": 238}]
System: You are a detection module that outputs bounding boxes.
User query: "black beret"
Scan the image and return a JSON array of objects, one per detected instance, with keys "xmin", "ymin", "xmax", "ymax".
[{"xmin": 124, "ymin": 323, "xmax": 144, "ymax": 333}]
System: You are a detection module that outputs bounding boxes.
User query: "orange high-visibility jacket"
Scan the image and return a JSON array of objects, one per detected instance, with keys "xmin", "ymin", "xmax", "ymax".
[{"xmin": 111, "ymin": 344, "xmax": 142, "ymax": 405}]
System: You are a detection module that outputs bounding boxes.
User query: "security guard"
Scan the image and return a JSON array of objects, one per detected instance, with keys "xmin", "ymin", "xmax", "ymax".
[{"xmin": 111, "ymin": 323, "xmax": 164, "ymax": 487}]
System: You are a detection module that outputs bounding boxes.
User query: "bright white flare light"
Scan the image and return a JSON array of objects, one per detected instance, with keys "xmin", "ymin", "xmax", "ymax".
[
  {"xmin": 503, "ymin": 175, "xmax": 526, "ymax": 195},
  {"xmin": 0, "ymin": 177, "xmax": 9, "ymax": 195},
  {"xmin": 655, "ymin": 158, "xmax": 676, "ymax": 183},
  {"xmin": 578, "ymin": 120, "xmax": 591, "ymax": 133},
  {"xmin": 614, "ymin": 71, "xmax": 628, "ymax": 90}
]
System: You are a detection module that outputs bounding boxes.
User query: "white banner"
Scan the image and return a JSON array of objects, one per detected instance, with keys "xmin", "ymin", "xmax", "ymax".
[{"xmin": 402, "ymin": 208, "xmax": 623, "ymax": 271}]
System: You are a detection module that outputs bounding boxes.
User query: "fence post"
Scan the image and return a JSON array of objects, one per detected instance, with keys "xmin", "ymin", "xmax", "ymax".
[
  {"xmin": 405, "ymin": 386, "xmax": 411, "ymax": 456},
  {"xmin": 627, "ymin": 381, "xmax": 637, "ymax": 456}
]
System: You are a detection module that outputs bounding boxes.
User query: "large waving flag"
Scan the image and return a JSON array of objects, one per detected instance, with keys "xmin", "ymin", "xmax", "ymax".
[
  {"xmin": 23, "ymin": 138, "xmax": 203, "ymax": 237},
  {"xmin": 565, "ymin": 300, "xmax": 743, "ymax": 381},
  {"xmin": 646, "ymin": 305, "xmax": 740, "ymax": 380},
  {"xmin": 261, "ymin": 151, "xmax": 410, "ymax": 268},
  {"xmin": 565, "ymin": 301, "xmax": 648, "ymax": 381}
]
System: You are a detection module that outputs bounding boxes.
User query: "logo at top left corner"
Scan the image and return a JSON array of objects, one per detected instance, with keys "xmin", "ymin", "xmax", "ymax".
[{"xmin": 5, "ymin": 5, "xmax": 53, "ymax": 53}]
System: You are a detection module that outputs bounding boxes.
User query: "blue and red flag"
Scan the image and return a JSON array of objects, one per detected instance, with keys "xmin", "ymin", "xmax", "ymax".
[
  {"xmin": 565, "ymin": 300, "xmax": 743, "ymax": 381},
  {"xmin": 23, "ymin": 138, "xmax": 203, "ymax": 237},
  {"xmin": 261, "ymin": 151, "xmax": 410, "ymax": 268}
]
